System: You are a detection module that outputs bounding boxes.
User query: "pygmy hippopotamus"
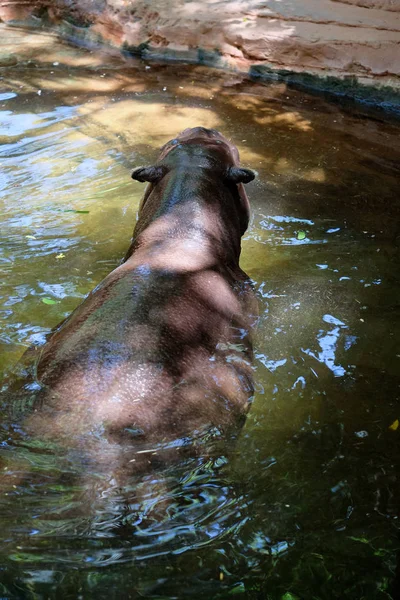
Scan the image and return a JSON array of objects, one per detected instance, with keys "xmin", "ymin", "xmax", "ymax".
[{"xmin": 14, "ymin": 127, "xmax": 257, "ymax": 467}]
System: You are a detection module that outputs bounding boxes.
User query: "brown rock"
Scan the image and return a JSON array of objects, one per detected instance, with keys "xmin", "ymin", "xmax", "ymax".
[
  {"xmin": 332, "ymin": 0, "xmax": 400, "ymax": 12},
  {"xmin": 1, "ymin": 0, "xmax": 399, "ymax": 93}
]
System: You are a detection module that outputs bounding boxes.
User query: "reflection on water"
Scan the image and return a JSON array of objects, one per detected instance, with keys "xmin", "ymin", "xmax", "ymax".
[{"xmin": 0, "ymin": 24, "xmax": 400, "ymax": 600}]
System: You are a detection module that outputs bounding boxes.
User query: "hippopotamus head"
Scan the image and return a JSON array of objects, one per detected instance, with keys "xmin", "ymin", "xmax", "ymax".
[{"xmin": 130, "ymin": 127, "xmax": 255, "ymax": 241}]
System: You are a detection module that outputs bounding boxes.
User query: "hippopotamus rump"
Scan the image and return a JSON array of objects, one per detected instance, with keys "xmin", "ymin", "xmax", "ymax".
[{"xmin": 17, "ymin": 127, "xmax": 257, "ymax": 464}]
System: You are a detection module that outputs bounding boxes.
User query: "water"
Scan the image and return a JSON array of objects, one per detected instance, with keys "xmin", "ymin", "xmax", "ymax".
[{"xmin": 1, "ymin": 25, "xmax": 400, "ymax": 599}]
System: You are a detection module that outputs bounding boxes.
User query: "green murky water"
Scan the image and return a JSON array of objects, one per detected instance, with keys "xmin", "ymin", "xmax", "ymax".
[{"xmin": 0, "ymin": 25, "xmax": 400, "ymax": 600}]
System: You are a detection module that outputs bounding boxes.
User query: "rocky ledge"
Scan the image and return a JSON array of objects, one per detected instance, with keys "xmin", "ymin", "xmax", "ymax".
[{"xmin": 1, "ymin": 0, "xmax": 400, "ymax": 110}]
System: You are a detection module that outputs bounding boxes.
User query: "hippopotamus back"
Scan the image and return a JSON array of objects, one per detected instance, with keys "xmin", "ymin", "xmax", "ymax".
[{"xmin": 11, "ymin": 127, "xmax": 257, "ymax": 463}]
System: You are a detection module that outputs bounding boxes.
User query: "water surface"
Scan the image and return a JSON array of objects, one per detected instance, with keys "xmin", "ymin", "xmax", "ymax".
[{"xmin": 0, "ymin": 25, "xmax": 400, "ymax": 599}]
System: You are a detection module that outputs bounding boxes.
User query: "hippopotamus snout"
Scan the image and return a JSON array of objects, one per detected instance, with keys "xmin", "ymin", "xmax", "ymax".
[
  {"xmin": 179, "ymin": 127, "xmax": 221, "ymax": 139},
  {"xmin": 177, "ymin": 127, "xmax": 230, "ymax": 146},
  {"xmin": 159, "ymin": 127, "xmax": 240, "ymax": 164}
]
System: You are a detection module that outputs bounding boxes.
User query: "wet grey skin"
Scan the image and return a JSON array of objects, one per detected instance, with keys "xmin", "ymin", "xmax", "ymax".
[{"xmin": 10, "ymin": 127, "xmax": 257, "ymax": 470}]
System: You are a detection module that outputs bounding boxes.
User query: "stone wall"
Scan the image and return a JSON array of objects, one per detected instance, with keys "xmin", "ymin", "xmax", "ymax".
[
  {"xmin": 1, "ymin": 0, "xmax": 400, "ymax": 98},
  {"xmin": 332, "ymin": 0, "xmax": 400, "ymax": 11}
]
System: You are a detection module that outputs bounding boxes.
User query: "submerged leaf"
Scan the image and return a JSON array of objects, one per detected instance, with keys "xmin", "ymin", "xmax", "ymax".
[
  {"xmin": 348, "ymin": 536, "xmax": 370, "ymax": 544},
  {"xmin": 41, "ymin": 298, "xmax": 58, "ymax": 305},
  {"xmin": 389, "ymin": 419, "xmax": 399, "ymax": 431},
  {"xmin": 228, "ymin": 583, "xmax": 246, "ymax": 595},
  {"xmin": 297, "ymin": 230, "xmax": 306, "ymax": 241},
  {"xmin": 55, "ymin": 253, "xmax": 66, "ymax": 259},
  {"xmin": 63, "ymin": 209, "xmax": 90, "ymax": 214}
]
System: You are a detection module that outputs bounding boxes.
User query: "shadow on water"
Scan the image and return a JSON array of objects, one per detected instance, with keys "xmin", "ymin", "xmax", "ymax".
[{"xmin": 0, "ymin": 24, "xmax": 400, "ymax": 599}]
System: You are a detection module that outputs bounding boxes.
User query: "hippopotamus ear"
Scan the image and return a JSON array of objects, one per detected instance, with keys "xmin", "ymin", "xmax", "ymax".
[
  {"xmin": 131, "ymin": 165, "xmax": 167, "ymax": 183},
  {"xmin": 226, "ymin": 167, "xmax": 255, "ymax": 184}
]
